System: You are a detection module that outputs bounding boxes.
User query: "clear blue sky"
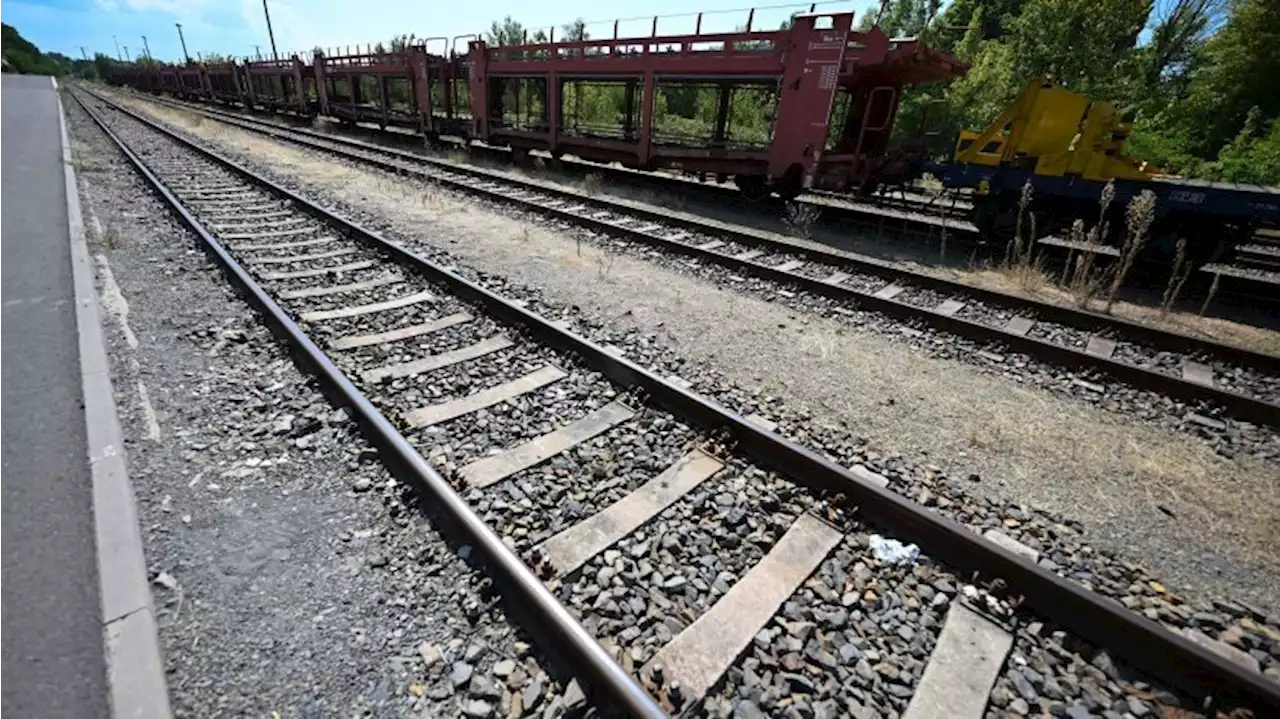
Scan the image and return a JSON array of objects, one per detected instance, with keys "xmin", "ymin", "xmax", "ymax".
[{"xmin": 3, "ymin": 0, "xmax": 878, "ymax": 62}]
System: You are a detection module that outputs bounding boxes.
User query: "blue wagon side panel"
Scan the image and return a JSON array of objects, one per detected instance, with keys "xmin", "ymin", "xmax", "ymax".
[{"xmin": 930, "ymin": 162, "xmax": 1280, "ymax": 224}]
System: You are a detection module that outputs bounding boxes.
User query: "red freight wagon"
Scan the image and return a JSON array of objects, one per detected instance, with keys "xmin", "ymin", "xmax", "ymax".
[{"xmin": 464, "ymin": 11, "xmax": 963, "ymax": 197}]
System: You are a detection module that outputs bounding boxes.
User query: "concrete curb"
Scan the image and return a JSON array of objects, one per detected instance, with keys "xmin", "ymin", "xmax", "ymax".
[{"xmin": 58, "ymin": 81, "xmax": 173, "ymax": 719}]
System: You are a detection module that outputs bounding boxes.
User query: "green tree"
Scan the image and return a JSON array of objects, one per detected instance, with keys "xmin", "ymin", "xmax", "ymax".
[
  {"xmin": 1138, "ymin": 0, "xmax": 1227, "ymax": 88},
  {"xmin": 94, "ymin": 53, "xmax": 114, "ymax": 81},
  {"xmin": 1211, "ymin": 108, "xmax": 1280, "ymax": 184},
  {"xmin": 2, "ymin": 23, "xmax": 62, "ymax": 75},
  {"xmin": 894, "ymin": 0, "xmax": 1158, "ymax": 155},
  {"xmin": 389, "ymin": 33, "xmax": 418, "ymax": 52},
  {"xmin": 560, "ymin": 18, "xmax": 588, "ymax": 42},
  {"xmin": 1002, "ymin": 0, "xmax": 1149, "ymax": 93},
  {"xmin": 931, "ymin": 0, "xmax": 1024, "ymax": 50},
  {"xmin": 881, "ymin": 0, "xmax": 932, "ymax": 37},
  {"xmin": 1175, "ymin": 0, "xmax": 1280, "ymax": 158},
  {"xmin": 954, "ymin": 6, "xmax": 985, "ymax": 60},
  {"xmin": 487, "ymin": 16, "xmax": 527, "ymax": 46}
]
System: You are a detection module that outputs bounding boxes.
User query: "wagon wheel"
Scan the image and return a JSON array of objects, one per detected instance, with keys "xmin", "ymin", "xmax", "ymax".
[{"xmin": 734, "ymin": 175, "xmax": 770, "ymax": 202}]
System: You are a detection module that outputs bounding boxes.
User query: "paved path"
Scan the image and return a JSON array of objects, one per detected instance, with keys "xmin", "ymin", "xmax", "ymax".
[{"xmin": 1, "ymin": 74, "xmax": 110, "ymax": 719}]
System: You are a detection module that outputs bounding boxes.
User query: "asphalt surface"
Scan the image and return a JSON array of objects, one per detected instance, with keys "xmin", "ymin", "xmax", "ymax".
[{"xmin": 1, "ymin": 74, "xmax": 110, "ymax": 718}]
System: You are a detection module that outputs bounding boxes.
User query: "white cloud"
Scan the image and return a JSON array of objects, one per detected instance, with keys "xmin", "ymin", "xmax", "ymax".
[
  {"xmin": 93, "ymin": 0, "xmax": 218, "ymax": 15},
  {"xmin": 123, "ymin": 0, "xmax": 216, "ymax": 13},
  {"xmin": 234, "ymin": 0, "xmax": 442, "ymax": 59},
  {"xmin": 90, "ymin": 0, "xmax": 224, "ymax": 34}
]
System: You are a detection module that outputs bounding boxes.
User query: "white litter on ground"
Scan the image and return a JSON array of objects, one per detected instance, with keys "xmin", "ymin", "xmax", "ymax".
[{"xmin": 869, "ymin": 534, "xmax": 921, "ymax": 566}]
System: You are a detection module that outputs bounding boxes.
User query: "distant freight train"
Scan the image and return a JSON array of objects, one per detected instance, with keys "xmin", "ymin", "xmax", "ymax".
[
  {"xmin": 109, "ymin": 7, "xmax": 1278, "ymax": 269},
  {"xmin": 110, "ymin": 10, "xmax": 965, "ymax": 200}
]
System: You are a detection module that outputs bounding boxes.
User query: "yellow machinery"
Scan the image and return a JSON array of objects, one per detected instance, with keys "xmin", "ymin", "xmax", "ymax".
[{"xmin": 954, "ymin": 77, "xmax": 1162, "ymax": 182}]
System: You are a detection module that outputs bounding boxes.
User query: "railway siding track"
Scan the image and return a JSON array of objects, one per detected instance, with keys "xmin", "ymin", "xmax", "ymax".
[
  {"xmin": 121, "ymin": 92, "xmax": 1280, "ymax": 429},
  {"xmin": 74, "ymin": 88, "xmax": 1280, "ymax": 716},
  {"xmin": 463, "ymin": 140, "xmax": 979, "ymax": 236}
]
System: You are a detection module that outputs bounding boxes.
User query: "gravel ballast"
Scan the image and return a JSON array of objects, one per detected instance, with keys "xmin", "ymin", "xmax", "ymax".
[
  {"xmin": 110, "ymin": 95, "xmax": 1280, "ymax": 614},
  {"xmin": 66, "ymin": 92, "xmax": 580, "ymax": 719},
  {"xmin": 74, "ymin": 92, "xmax": 1280, "ymax": 716}
]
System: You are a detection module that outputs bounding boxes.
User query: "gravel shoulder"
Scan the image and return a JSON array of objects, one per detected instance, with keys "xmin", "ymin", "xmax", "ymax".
[
  {"xmin": 497, "ymin": 160, "xmax": 1280, "ymax": 357},
  {"xmin": 311, "ymin": 111, "xmax": 1280, "ymax": 357},
  {"xmin": 115, "ymin": 97, "xmax": 1280, "ymax": 614},
  {"xmin": 68, "ymin": 92, "xmax": 575, "ymax": 718}
]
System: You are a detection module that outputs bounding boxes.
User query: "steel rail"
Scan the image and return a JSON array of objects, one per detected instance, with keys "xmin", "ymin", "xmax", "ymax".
[
  {"xmin": 137, "ymin": 97, "xmax": 974, "ymax": 261},
  {"xmin": 81, "ymin": 87, "xmax": 1280, "ymax": 713},
  {"xmin": 142, "ymin": 94, "xmax": 1276, "ymax": 372},
  {"xmin": 126, "ymin": 92, "xmax": 1280, "ymax": 426},
  {"xmin": 71, "ymin": 89, "xmax": 669, "ymax": 719},
  {"xmin": 156, "ymin": 93, "xmax": 973, "ymax": 231},
  {"xmin": 460, "ymin": 131, "xmax": 974, "ymax": 229}
]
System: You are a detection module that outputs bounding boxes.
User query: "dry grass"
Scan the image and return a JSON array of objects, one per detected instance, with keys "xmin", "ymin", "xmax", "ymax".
[
  {"xmin": 1005, "ymin": 180, "xmax": 1035, "ymax": 269},
  {"xmin": 944, "ymin": 266, "xmax": 1280, "ymax": 356},
  {"xmin": 783, "ymin": 201, "xmax": 823, "ymax": 240},
  {"xmin": 1161, "ymin": 237, "xmax": 1191, "ymax": 317},
  {"xmin": 839, "ymin": 321, "xmax": 1280, "ymax": 583},
  {"xmin": 994, "ymin": 255, "xmax": 1055, "ymax": 294},
  {"xmin": 595, "ymin": 250, "xmax": 617, "ymax": 280},
  {"xmin": 72, "ymin": 155, "xmax": 107, "ymax": 173},
  {"xmin": 609, "ymin": 184, "xmax": 690, "ymax": 213},
  {"xmin": 960, "ymin": 389, "xmax": 1280, "ymax": 551},
  {"xmin": 89, "ymin": 222, "xmax": 123, "ymax": 249},
  {"xmin": 580, "ymin": 171, "xmax": 603, "ymax": 196},
  {"xmin": 1106, "ymin": 190, "xmax": 1156, "ymax": 312},
  {"xmin": 123, "ymin": 98, "xmax": 228, "ymax": 140}
]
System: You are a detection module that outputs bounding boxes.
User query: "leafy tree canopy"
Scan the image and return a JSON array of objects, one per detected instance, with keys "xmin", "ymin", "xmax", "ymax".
[
  {"xmin": 3, "ymin": 23, "xmax": 97, "ymax": 78},
  {"xmin": 889, "ymin": 0, "xmax": 1279, "ymax": 184}
]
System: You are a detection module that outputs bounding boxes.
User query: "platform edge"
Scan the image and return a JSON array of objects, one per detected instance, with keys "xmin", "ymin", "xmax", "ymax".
[{"xmin": 60, "ymin": 85, "xmax": 174, "ymax": 719}]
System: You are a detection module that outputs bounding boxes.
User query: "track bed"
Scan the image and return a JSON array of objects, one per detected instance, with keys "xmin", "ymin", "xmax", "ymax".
[{"xmin": 74, "ymin": 87, "xmax": 1280, "ymax": 718}]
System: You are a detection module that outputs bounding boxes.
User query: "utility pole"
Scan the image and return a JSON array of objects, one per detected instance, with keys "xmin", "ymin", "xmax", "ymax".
[
  {"xmin": 877, "ymin": 0, "xmax": 891, "ymax": 24},
  {"xmin": 175, "ymin": 23, "xmax": 190, "ymax": 63},
  {"xmin": 114, "ymin": 35, "xmax": 122, "ymax": 61},
  {"xmin": 141, "ymin": 35, "xmax": 151, "ymax": 60},
  {"xmin": 261, "ymin": 0, "xmax": 279, "ymax": 60}
]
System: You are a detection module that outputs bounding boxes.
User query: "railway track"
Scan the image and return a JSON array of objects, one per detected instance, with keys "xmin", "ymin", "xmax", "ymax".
[
  {"xmin": 155, "ymin": 91, "xmax": 978, "ymax": 235},
  {"xmin": 107, "ymin": 90, "xmax": 1280, "ymax": 432},
  {"xmin": 1236, "ymin": 228, "xmax": 1280, "ymax": 274},
  {"xmin": 122, "ymin": 89, "xmax": 1280, "ymax": 292},
  {"xmin": 482, "ymin": 145, "xmax": 977, "ymax": 234},
  {"xmin": 74, "ymin": 87, "xmax": 1280, "ymax": 717}
]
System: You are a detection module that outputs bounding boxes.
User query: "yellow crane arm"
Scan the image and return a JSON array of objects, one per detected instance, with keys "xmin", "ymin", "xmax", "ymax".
[{"xmin": 953, "ymin": 76, "xmax": 1163, "ymax": 182}]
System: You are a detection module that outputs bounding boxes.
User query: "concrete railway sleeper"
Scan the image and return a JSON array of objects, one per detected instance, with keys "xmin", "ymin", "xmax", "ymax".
[
  {"xmin": 110, "ymin": 90, "xmax": 1280, "ymax": 431},
  {"xmin": 75, "ymin": 88, "xmax": 1280, "ymax": 716}
]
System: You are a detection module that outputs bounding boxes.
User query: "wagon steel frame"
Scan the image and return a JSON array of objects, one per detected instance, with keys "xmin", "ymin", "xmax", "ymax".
[
  {"xmin": 465, "ymin": 10, "xmax": 964, "ymax": 194},
  {"xmin": 105, "ymin": 8, "xmax": 961, "ymax": 196},
  {"xmin": 242, "ymin": 55, "xmax": 312, "ymax": 116},
  {"xmin": 312, "ymin": 42, "xmax": 471, "ymax": 137}
]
